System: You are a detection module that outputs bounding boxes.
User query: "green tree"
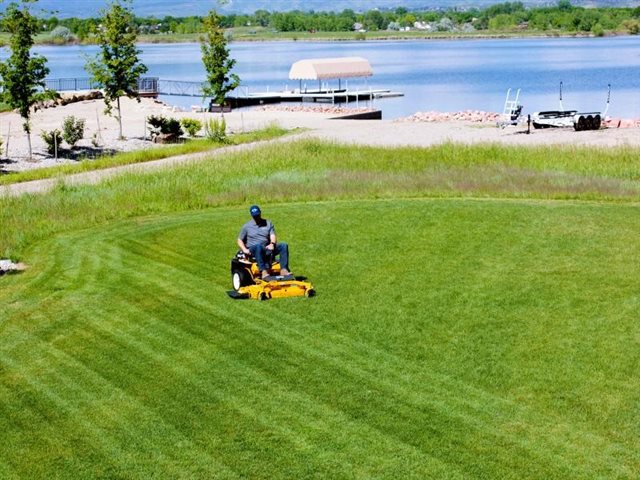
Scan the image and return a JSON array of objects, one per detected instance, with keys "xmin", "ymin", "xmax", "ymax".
[
  {"xmin": 558, "ymin": 0, "xmax": 573, "ymax": 11},
  {"xmin": 86, "ymin": 0, "xmax": 148, "ymax": 139},
  {"xmin": 364, "ymin": 10, "xmax": 385, "ymax": 30},
  {"xmin": 0, "ymin": 0, "xmax": 50, "ymax": 159},
  {"xmin": 253, "ymin": 9, "xmax": 271, "ymax": 27},
  {"xmin": 200, "ymin": 10, "xmax": 240, "ymax": 107}
]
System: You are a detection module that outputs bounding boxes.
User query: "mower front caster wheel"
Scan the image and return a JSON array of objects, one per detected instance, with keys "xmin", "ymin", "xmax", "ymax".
[{"xmin": 232, "ymin": 269, "xmax": 252, "ymax": 291}]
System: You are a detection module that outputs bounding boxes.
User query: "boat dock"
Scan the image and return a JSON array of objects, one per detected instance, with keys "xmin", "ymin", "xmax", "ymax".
[{"xmin": 42, "ymin": 57, "xmax": 404, "ymax": 111}]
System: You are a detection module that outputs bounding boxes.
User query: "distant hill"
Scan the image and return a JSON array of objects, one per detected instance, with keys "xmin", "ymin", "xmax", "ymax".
[{"xmin": 15, "ymin": 0, "xmax": 640, "ymax": 18}]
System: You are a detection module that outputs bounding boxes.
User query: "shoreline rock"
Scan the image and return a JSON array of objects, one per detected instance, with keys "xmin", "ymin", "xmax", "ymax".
[
  {"xmin": 256, "ymin": 105, "xmax": 375, "ymax": 115},
  {"xmin": 395, "ymin": 110, "xmax": 501, "ymax": 124}
]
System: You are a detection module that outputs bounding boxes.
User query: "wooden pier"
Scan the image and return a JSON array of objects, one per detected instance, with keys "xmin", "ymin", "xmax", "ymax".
[{"xmin": 227, "ymin": 89, "xmax": 404, "ymax": 109}]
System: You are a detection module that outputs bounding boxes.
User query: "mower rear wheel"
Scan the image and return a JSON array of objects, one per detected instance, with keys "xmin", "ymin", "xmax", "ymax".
[{"xmin": 232, "ymin": 269, "xmax": 252, "ymax": 291}]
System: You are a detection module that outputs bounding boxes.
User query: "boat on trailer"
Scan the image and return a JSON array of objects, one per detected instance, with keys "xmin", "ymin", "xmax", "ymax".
[{"xmin": 532, "ymin": 82, "xmax": 610, "ymax": 131}]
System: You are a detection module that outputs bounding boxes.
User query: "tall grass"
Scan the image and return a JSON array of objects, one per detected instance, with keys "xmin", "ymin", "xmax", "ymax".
[
  {"xmin": 0, "ymin": 124, "xmax": 289, "ymax": 186},
  {"xmin": 1, "ymin": 140, "xmax": 639, "ymax": 259}
]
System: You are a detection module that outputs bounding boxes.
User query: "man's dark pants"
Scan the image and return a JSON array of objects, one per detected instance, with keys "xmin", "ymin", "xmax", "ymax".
[{"xmin": 249, "ymin": 242, "xmax": 289, "ymax": 272}]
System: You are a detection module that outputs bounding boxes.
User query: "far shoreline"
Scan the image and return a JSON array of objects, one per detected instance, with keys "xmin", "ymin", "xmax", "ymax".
[{"xmin": 9, "ymin": 30, "xmax": 632, "ymax": 48}]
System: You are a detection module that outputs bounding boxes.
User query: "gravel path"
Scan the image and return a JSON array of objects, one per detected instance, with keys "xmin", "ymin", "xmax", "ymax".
[{"xmin": 0, "ymin": 133, "xmax": 307, "ymax": 198}]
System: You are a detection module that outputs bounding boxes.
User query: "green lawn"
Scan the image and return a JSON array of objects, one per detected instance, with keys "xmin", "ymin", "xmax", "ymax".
[{"xmin": 1, "ymin": 141, "xmax": 639, "ymax": 478}]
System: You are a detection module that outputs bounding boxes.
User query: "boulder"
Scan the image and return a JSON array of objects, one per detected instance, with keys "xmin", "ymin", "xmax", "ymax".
[{"xmin": 153, "ymin": 133, "xmax": 182, "ymax": 144}]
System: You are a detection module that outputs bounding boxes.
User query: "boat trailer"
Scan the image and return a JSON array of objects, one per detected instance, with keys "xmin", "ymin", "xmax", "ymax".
[{"xmin": 532, "ymin": 82, "xmax": 610, "ymax": 131}]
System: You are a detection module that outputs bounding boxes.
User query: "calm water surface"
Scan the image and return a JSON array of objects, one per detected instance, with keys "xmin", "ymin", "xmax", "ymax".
[{"xmin": 28, "ymin": 37, "xmax": 640, "ymax": 118}]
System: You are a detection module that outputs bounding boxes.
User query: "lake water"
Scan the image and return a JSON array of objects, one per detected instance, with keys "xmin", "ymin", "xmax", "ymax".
[{"xmin": 24, "ymin": 36, "xmax": 640, "ymax": 119}]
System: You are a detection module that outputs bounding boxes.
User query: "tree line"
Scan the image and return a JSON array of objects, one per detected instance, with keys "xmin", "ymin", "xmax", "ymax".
[
  {"xmin": 23, "ymin": 1, "xmax": 640, "ymax": 41},
  {"xmin": 0, "ymin": 0, "xmax": 239, "ymax": 158}
]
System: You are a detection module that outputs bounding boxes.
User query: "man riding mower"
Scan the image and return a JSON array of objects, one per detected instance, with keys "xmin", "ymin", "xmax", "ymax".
[{"xmin": 227, "ymin": 205, "xmax": 315, "ymax": 300}]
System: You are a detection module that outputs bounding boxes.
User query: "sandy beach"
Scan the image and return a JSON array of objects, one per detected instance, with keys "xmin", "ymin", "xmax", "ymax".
[{"xmin": 1, "ymin": 95, "xmax": 639, "ymax": 174}]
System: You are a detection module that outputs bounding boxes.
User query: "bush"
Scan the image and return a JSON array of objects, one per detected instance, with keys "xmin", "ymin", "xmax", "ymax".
[
  {"xmin": 622, "ymin": 19, "xmax": 640, "ymax": 35},
  {"xmin": 204, "ymin": 117, "xmax": 228, "ymax": 143},
  {"xmin": 164, "ymin": 118, "xmax": 183, "ymax": 137},
  {"xmin": 62, "ymin": 116, "xmax": 86, "ymax": 148},
  {"xmin": 147, "ymin": 115, "xmax": 183, "ymax": 138},
  {"xmin": 147, "ymin": 115, "xmax": 166, "ymax": 137},
  {"xmin": 41, "ymin": 129, "xmax": 63, "ymax": 155},
  {"xmin": 49, "ymin": 26, "xmax": 75, "ymax": 44},
  {"xmin": 180, "ymin": 118, "xmax": 203, "ymax": 137},
  {"xmin": 591, "ymin": 23, "xmax": 605, "ymax": 37}
]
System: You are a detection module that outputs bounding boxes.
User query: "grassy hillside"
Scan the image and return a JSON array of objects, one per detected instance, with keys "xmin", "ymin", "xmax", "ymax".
[{"xmin": 1, "ymin": 140, "xmax": 639, "ymax": 478}]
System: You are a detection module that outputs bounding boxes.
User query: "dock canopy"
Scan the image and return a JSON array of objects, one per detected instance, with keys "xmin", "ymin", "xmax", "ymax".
[{"xmin": 288, "ymin": 57, "xmax": 373, "ymax": 81}]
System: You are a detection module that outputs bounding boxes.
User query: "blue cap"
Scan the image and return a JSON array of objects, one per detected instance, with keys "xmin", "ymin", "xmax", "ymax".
[{"xmin": 249, "ymin": 205, "xmax": 261, "ymax": 217}]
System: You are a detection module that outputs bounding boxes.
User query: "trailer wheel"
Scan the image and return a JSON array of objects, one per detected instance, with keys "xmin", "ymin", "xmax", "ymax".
[
  {"xmin": 575, "ymin": 116, "xmax": 586, "ymax": 131},
  {"xmin": 593, "ymin": 115, "xmax": 601, "ymax": 130},
  {"xmin": 586, "ymin": 115, "xmax": 594, "ymax": 130}
]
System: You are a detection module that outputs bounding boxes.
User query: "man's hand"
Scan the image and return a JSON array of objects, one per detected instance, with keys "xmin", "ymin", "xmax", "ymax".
[
  {"xmin": 266, "ymin": 243, "xmax": 275, "ymax": 251},
  {"xmin": 238, "ymin": 238, "xmax": 251, "ymax": 256}
]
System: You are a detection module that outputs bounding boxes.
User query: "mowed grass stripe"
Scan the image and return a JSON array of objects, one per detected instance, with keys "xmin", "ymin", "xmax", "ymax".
[
  {"xmin": 14, "ymin": 226, "xmax": 536, "ymax": 477},
  {"xmin": 0, "ymin": 244, "xmax": 241, "ymax": 477},
  {"xmin": 16, "ymin": 201, "xmax": 640, "ymax": 478},
  {"xmin": 45, "ymin": 248, "xmax": 456, "ymax": 480},
  {"xmin": 2, "ymin": 198, "xmax": 639, "ymax": 478},
  {"xmin": 73, "ymin": 302, "xmax": 461, "ymax": 479},
  {"xmin": 61, "ymin": 217, "xmax": 640, "ymax": 476},
  {"xmin": 1, "ymin": 327, "xmax": 240, "ymax": 478},
  {"xmin": 157, "ymin": 276, "xmax": 637, "ymax": 479}
]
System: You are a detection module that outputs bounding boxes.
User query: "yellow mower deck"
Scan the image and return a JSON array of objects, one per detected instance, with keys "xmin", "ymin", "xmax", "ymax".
[
  {"xmin": 228, "ymin": 253, "xmax": 316, "ymax": 300},
  {"xmin": 231, "ymin": 278, "xmax": 316, "ymax": 301}
]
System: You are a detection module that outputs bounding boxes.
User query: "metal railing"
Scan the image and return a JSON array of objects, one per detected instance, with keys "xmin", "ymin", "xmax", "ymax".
[
  {"xmin": 157, "ymin": 79, "xmax": 205, "ymax": 97},
  {"xmin": 43, "ymin": 76, "xmax": 160, "ymax": 94}
]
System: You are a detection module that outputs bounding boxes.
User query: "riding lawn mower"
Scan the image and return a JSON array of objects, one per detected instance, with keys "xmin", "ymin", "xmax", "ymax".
[{"xmin": 227, "ymin": 251, "xmax": 316, "ymax": 300}]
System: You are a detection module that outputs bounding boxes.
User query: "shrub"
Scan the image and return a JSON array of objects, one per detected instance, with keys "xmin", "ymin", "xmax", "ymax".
[
  {"xmin": 41, "ymin": 129, "xmax": 63, "ymax": 155},
  {"xmin": 204, "ymin": 117, "xmax": 228, "ymax": 143},
  {"xmin": 180, "ymin": 118, "xmax": 203, "ymax": 137},
  {"xmin": 147, "ymin": 115, "xmax": 183, "ymax": 138},
  {"xmin": 62, "ymin": 116, "xmax": 86, "ymax": 148},
  {"xmin": 49, "ymin": 26, "xmax": 75, "ymax": 44},
  {"xmin": 164, "ymin": 118, "xmax": 183, "ymax": 137},
  {"xmin": 147, "ymin": 115, "xmax": 166, "ymax": 137},
  {"xmin": 622, "ymin": 19, "xmax": 640, "ymax": 35},
  {"xmin": 591, "ymin": 23, "xmax": 605, "ymax": 37}
]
